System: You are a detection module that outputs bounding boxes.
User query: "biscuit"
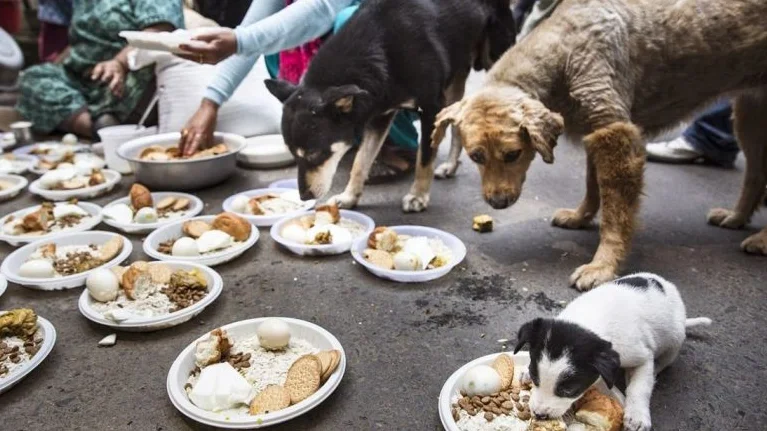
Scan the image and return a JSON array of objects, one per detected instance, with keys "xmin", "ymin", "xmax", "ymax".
[
  {"xmin": 363, "ymin": 249, "xmax": 394, "ymax": 270},
  {"xmin": 212, "ymin": 212, "xmax": 252, "ymax": 241},
  {"xmin": 183, "ymin": 220, "xmax": 211, "ymax": 238},
  {"xmin": 249, "ymin": 385, "xmax": 291, "ymax": 415},
  {"xmin": 320, "ymin": 350, "xmax": 341, "ymax": 383},
  {"xmin": 156, "ymin": 196, "xmax": 177, "ymax": 210},
  {"xmin": 130, "ymin": 184, "xmax": 153, "ymax": 210},
  {"xmin": 172, "ymin": 198, "xmax": 190, "ymax": 211},
  {"xmin": 148, "ymin": 263, "xmax": 174, "ymax": 285},
  {"xmin": 98, "ymin": 236, "xmax": 124, "ymax": 262},
  {"xmin": 492, "ymin": 354, "xmax": 515, "ymax": 390},
  {"xmin": 284, "ymin": 355, "xmax": 322, "ymax": 404},
  {"xmin": 316, "ymin": 351, "xmax": 333, "ymax": 376}
]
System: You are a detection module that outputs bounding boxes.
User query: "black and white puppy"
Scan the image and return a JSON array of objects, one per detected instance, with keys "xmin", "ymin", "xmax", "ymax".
[
  {"xmin": 265, "ymin": 0, "xmax": 515, "ymax": 211},
  {"xmin": 514, "ymin": 273, "xmax": 711, "ymax": 431}
]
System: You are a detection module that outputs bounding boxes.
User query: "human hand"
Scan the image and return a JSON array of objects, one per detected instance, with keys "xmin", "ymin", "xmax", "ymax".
[
  {"xmin": 179, "ymin": 99, "xmax": 219, "ymax": 156},
  {"xmin": 178, "ymin": 28, "xmax": 238, "ymax": 65},
  {"xmin": 91, "ymin": 59, "xmax": 127, "ymax": 97}
]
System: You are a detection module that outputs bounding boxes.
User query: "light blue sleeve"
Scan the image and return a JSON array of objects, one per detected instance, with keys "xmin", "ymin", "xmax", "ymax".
[{"xmin": 204, "ymin": 0, "xmax": 355, "ymax": 106}]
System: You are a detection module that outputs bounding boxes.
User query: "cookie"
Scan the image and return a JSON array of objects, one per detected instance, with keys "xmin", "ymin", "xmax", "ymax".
[
  {"xmin": 172, "ymin": 198, "xmax": 190, "ymax": 211},
  {"xmin": 148, "ymin": 263, "xmax": 173, "ymax": 284},
  {"xmin": 284, "ymin": 355, "xmax": 322, "ymax": 404},
  {"xmin": 156, "ymin": 196, "xmax": 177, "ymax": 210},
  {"xmin": 98, "ymin": 236, "xmax": 124, "ymax": 262},
  {"xmin": 492, "ymin": 353, "xmax": 515, "ymax": 390},
  {"xmin": 316, "ymin": 351, "xmax": 334, "ymax": 376},
  {"xmin": 363, "ymin": 249, "xmax": 394, "ymax": 270},
  {"xmin": 183, "ymin": 220, "xmax": 211, "ymax": 238},
  {"xmin": 320, "ymin": 350, "xmax": 341, "ymax": 383},
  {"xmin": 249, "ymin": 384, "xmax": 291, "ymax": 415}
]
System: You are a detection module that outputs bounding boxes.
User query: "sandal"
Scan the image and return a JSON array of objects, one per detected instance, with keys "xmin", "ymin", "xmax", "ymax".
[{"xmin": 366, "ymin": 144, "xmax": 416, "ymax": 185}]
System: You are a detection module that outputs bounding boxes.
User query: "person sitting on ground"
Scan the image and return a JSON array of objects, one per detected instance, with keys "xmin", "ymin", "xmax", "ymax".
[
  {"xmin": 176, "ymin": 0, "xmax": 418, "ymax": 183},
  {"xmin": 16, "ymin": 0, "xmax": 184, "ymax": 140}
]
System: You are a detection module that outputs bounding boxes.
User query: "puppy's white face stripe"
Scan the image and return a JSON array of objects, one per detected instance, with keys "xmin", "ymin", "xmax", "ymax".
[
  {"xmin": 530, "ymin": 350, "xmax": 579, "ymax": 418},
  {"xmin": 304, "ymin": 141, "xmax": 352, "ymax": 198}
]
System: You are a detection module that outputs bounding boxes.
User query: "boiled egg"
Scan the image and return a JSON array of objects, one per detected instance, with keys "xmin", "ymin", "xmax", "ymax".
[
  {"xmin": 461, "ymin": 365, "xmax": 503, "ymax": 397},
  {"xmin": 102, "ymin": 203, "xmax": 134, "ymax": 224},
  {"xmin": 402, "ymin": 237, "xmax": 435, "ymax": 271},
  {"xmin": 196, "ymin": 230, "xmax": 233, "ymax": 253},
  {"xmin": 189, "ymin": 362, "xmax": 255, "ymax": 412},
  {"xmin": 61, "ymin": 133, "xmax": 78, "ymax": 145},
  {"xmin": 256, "ymin": 318, "xmax": 291, "ymax": 350},
  {"xmin": 230, "ymin": 194, "xmax": 250, "ymax": 213},
  {"xmin": 133, "ymin": 207, "xmax": 159, "ymax": 224},
  {"xmin": 39, "ymin": 167, "xmax": 76, "ymax": 188},
  {"xmin": 281, "ymin": 222, "xmax": 307, "ymax": 244},
  {"xmin": 172, "ymin": 237, "xmax": 200, "ymax": 256},
  {"xmin": 19, "ymin": 259, "xmax": 56, "ymax": 278},
  {"xmin": 53, "ymin": 203, "xmax": 89, "ymax": 219},
  {"xmin": 392, "ymin": 251, "xmax": 422, "ymax": 271},
  {"xmin": 86, "ymin": 268, "xmax": 120, "ymax": 302}
]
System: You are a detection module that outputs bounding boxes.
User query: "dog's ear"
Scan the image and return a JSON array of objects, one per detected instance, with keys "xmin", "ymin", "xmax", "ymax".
[
  {"xmin": 264, "ymin": 79, "xmax": 298, "ymax": 103},
  {"xmin": 592, "ymin": 345, "xmax": 621, "ymax": 389},
  {"xmin": 520, "ymin": 104, "xmax": 564, "ymax": 164},
  {"xmin": 514, "ymin": 318, "xmax": 543, "ymax": 354},
  {"xmin": 431, "ymin": 101, "xmax": 465, "ymax": 149},
  {"xmin": 321, "ymin": 85, "xmax": 370, "ymax": 115}
]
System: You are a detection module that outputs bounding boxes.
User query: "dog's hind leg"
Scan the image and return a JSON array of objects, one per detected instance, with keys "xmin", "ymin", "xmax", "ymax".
[
  {"xmin": 552, "ymin": 153, "xmax": 601, "ymax": 229},
  {"xmin": 435, "ymin": 68, "xmax": 471, "ymax": 179},
  {"xmin": 328, "ymin": 113, "xmax": 396, "ymax": 209},
  {"xmin": 708, "ymin": 89, "xmax": 767, "ymax": 239},
  {"xmin": 623, "ymin": 361, "xmax": 655, "ymax": 431},
  {"xmin": 403, "ymin": 106, "xmax": 440, "ymax": 212}
]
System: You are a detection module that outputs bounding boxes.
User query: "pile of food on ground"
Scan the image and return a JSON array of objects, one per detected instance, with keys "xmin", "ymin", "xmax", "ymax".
[
  {"xmin": 139, "ymin": 143, "xmax": 228, "ymax": 161},
  {"xmin": 158, "ymin": 212, "xmax": 251, "ymax": 257},
  {"xmin": 230, "ymin": 190, "xmax": 305, "ymax": 216},
  {"xmin": 86, "ymin": 262, "xmax": 209, "ymax": 321},
  {"xmin": 103, "ymin": 184, "xmax": 192, "ymax": 225},
  {"xmin": 2, "ymin": 200, "xmax": 93, "ymax": 237},
  {"xmin": 363, "ymin": 227, "xmax": 451, "ymax": 271},
  {"xmin": 18, "ymin": 236, "xmax": 124, "ymax": 279},
  {"xmin": 37, "ymin": 166, "xmax": 107, "ymax": 191},
  {"xmin": 185, "ymin": 319, "xmax": 341, "ymax": 416},
  {"xmin": 0, "ymin": 309, "xmax": 44, "ymax": 378},
  {"xmin": 452, "ymin": 354, "xmax": 623, "ymax": 431},
  {"xmin": 279, "ymin": 204, "xmax": 366, "ymax": 245}
]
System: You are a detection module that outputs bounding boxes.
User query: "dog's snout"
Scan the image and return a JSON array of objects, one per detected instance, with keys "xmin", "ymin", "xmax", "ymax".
[
  {"xmin": 486, "ymin": 194, "xmax": 517, "ymax": 209},
  {"xmin": 534, "ymin": 413, "xmax": 549, "ymax": 420},
  {"xmin": 299, "ymin": 189, "xmax": 316, "ymax": 201}
]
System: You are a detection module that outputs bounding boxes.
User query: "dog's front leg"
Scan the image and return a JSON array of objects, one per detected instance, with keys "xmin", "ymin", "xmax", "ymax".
[
  {"xmin": 328, "ymin": 113, "xmax": 395, "ymax": 208},
  {"xmin": 552, "ymin": 153, "xmax": 601, "ymax": 228},
  {"xmin": 435, "ymin": 70, "xmax": 469, "ymax": 179},
  {"xmin": 570, "ymin": 122, "xmax": 645, "ymax": 291},
  {"xmin": 403, "ymin": 108, "xmax": 438, "ymax": 212},
  {"xmin": 623, "ymin": 361, "xmax": 655, "ymax": 431}
]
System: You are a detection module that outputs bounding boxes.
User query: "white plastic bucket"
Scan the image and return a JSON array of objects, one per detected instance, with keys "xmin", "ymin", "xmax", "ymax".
[{"xmin": 97, "ymin": 125, "xmax": 156, "ymax": 173}]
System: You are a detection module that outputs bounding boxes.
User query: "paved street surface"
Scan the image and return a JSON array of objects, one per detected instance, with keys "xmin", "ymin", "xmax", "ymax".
[{"xmin": 2, "ymin": 75, "xmax": 766, "ymax": 430}]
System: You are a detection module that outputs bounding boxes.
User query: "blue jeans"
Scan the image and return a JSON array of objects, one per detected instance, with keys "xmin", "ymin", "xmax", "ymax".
[{"xmin": 683, "ymin": 102, "xmax": 739, "ymax": 166}]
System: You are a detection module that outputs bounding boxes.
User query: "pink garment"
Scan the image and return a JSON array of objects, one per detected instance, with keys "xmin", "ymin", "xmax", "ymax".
[{"xmin": 278, "ymin": 0, "xmax": 325, "ymax": 84}]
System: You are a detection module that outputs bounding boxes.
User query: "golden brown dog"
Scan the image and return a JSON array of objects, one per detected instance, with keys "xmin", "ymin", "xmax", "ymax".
[{"xmin": 433, "ymin": 0, "xmax": 767, "ymax": 290}]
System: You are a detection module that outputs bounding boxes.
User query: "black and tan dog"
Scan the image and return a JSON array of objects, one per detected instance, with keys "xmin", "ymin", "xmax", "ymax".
[{"xmin": 265, "ymin": 0, "xmax": 515, "ymax": 212}]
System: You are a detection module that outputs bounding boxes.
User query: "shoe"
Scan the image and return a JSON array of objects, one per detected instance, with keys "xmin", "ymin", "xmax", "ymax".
[{"xmin": 646, "ymin": 137, "xmax": 704, "ymax": 163}]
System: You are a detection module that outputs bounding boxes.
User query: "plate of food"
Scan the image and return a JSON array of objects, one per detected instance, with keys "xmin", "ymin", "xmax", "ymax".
[
  {"xmin": 101, "ymin": 183, "xmax": 203, "ymax": 234},
  {"xmin": 78, "ymin": 261, "xmax": 223, "ymax": 332},
  {"xmin": 351, "ymin": 225, "xmax": 466, "ymax": 283},
  {"xmin": 222, "ymin": 188, "xmax": 315, "ymax": 227},
  {"xmin": 0, "ymin": 231, "xmax": 132, "ymax": 290},
  {"xmin": 0, "ymin": 200, "xmax": 103, "ymax": 246},
  {"xmin": 0, "ymin": 308, "xmax": 57, "ymax": 394},
  {"xmin": 30, "ymin": 152, "xmax": 105, "ymax": 176},
  {"xmin": 144, "ymin": 213, "xmax": 259, "ymax": 267},
  {"xmin": 28, "ymin": 167, "xmax": 121, "ymax": 201},
  {"xmin": 0, "ymin": 175, "xmax": 28, "ymax": 201},
  {"xmin": 270, "ymin": 204, "xmax": 375, "ymax": 256},
  {"xmin": 0, "ymin": 154, "xmax": 36, "ymax": 174},
  {"xmin": 167, "ymin": 317, "xmax": 345, "ymax": 428},
  {"xmin": 439, "ymin": 352, "xmax": 625, "ymax": 431}
]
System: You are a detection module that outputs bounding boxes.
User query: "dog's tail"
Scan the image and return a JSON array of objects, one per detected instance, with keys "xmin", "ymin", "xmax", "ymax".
[{"xmin": 685, "ymin": 317, "xmax": 713, "ymax": 329}]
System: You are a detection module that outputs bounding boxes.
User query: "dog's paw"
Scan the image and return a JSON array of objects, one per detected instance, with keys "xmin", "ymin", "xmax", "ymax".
[
  {"xmin": 552, "ymin": 208, "xmax": 591, "ymax": 229},
  {"xmin": 434, "ymin": 161, "xmax": 460, "ymax": 179},
  {"xmin": 707, "ymin": 208, "xmax": 746, "ymax": 229},
  {"xmin": 402, "ymin": 193, "xmax": 429, "ymax": 213},
  {"xmin": 327, "ymin": 192, "xmax": 359, "ymax": 209},
  {"xmin": 570, "ymin": 262, "xmax": 617, "ymax": 291},
  {"xmin": 741, "ymin": 230, "xmax": 767, "ymax": 255},
  {"xmin": 623, "ymin": 407, "xmax": 652, "ymax": 431}
]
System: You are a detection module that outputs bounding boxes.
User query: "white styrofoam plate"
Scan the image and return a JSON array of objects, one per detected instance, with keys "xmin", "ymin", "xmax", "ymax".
[
  {"xmin": 28, "ymin": 169, "xmax": 121, "ymax": 201},
  {"xmin": 237, "ymin": 135, "xmax": 295, "ymax": 169},
  {"xmin": 0, "ymin": 276, "xmax": 6, "ymax": 298},
  {"xmin": 143, "ymin": 216, "xmax": 260, "ymax": 267},
  {"xmin": 0, "ymin": 231, "xmax": 133, "ymax": 290},
  {"xmin": 167, "ymin": 317, "xmax": 346, "ymax": 429},
  {"xmin": 0, "ymin": 202, "xmax": 103, "ymax": 247},
  {"xmin": 78, "ymin": 262, "xmax": 223, "ymax": 332},
  {"xmin": 439, "ymin": 352, "xmax": 625, "ymax": 431},
  {"xmin": 101, "ymin": 192, "xmax": 204, "ymax": 234},
  {"xmin": 351, "ymin": 225, "xmax": 467, "ymax": 283},
  {"xmin": 0, "ymin": 174, "xmax": 28, "ymax": 201},
  {"xmin": 270, "ymin": 210, "xmax": 375, "ymax": 256},
  {"xmin": 0, "ymin": 154, "xmax": 36, "ymax": 174},
  {"xmin": 0, "ymin": 315, "xmax": 56, "ymax": 395},
  {"xmin": 221, "ymin": 188, "xmax": 315, "ymax": 227}
]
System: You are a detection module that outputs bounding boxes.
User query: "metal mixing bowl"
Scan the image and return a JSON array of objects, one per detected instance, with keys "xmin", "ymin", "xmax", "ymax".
[{"xmin": 117, "ymin": 132, "xmax": 245, "ymax": 191}]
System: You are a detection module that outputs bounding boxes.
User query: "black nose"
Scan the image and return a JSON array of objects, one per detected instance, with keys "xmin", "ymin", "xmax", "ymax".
[
  {"xmin": 534, "ymin": 413, "xmax": 549, "ymax": 420},
  {"xmin": 487, "ymin": 194, "xmax": 516, "ymax": 209},
  {"xmin": 299, "ymin": 189, "xmax": 315, "ymax": 201}
]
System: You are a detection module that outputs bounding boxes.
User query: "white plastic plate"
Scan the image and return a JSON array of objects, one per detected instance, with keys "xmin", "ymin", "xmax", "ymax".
[
  {"xmin": 0, "ymin": 231, "xmax": 133, "ymax": 290},
  {"xmin": 78, "ymin": 262, "xmax": 223, "ymax": 332},
  {"xmin": 237, "ymin": 135, "xmax": 295, "ymax": 169},
  {"xmin": 0, "ymin": 275, "xmax": 6, "ymax": 298},
  {"xmin": 351, "ymin": 225, "xmax": 467, "ymax": 283},
  {"xmin": 0, "ymin": 202, "xmax": 103, "ymax": 247},
  {"xmin": 0, "ymin": 315, "xmax": 57, "ymax": 395},
  {"xmin": 28, "ymin": 169, "xmax": 121, "ymax": 201},
  {"xmin": 143, "ymin": 216, "xmax": 260, "ymax": 267},
  {"xmin": 101, "ymin": 192, "xmax": 203, "ymax": 234},
  {"xmin": 0, "ymin": 174, "xmax": 28, "ymax": 201},
  {"xmin": 222, "ymin": 188, "xmax": 315, "ymax": 227},
  {"xmin": 270, "ymin": 210, "xmax": 375, "ymax": 256},
  {"xmin": 167, "ymin": 317, "xmax": 346, "ymax": 429}
]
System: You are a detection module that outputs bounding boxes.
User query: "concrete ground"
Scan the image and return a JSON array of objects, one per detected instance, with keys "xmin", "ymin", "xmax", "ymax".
[{"xmin": 2, "ymin": 74, "xmax": 767, "ymax": 430}]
